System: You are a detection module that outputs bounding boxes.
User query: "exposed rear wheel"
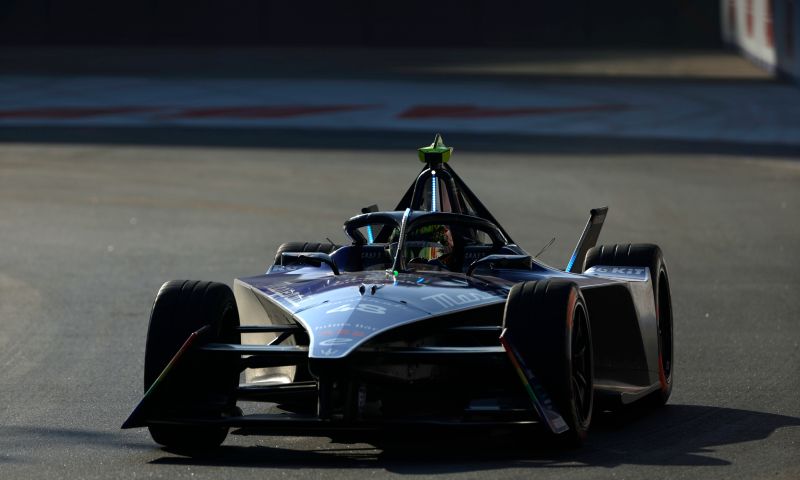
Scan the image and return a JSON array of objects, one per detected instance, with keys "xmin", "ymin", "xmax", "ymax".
[
  {"xmin": 503, "ymin": 279, "xmax": 594, "ymax": 446},
  {"xmin": 144, "ymin": 280, "xmax": 241, "ymax": 450},
  {"xmin": 584, "ymin": 243, "xmax": 673, "ymax": 405}
]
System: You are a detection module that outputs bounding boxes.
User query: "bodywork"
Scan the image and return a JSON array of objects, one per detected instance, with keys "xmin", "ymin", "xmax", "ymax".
[{"xmin": 234, "ymin": 252, "xmax": 662, "ymax": 408}]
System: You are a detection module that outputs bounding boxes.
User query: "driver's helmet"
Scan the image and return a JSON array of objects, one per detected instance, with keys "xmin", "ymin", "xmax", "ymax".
[{"xmin": 405, "ymin": 223, "xmax": 453, "ymax": 262}]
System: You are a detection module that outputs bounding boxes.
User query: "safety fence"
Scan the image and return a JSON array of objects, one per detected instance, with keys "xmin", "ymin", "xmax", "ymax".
[{"xmin": 721, "ymin": 0, "xmax": 800, "ymax": 81}]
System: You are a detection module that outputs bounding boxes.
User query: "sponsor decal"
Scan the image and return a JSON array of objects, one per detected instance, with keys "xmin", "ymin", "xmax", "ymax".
[
  {"xmin": 312, "ymin": 321, "xmax": 378, "ymax": 357},
  {"xmin": 319, "ymin": 338, "xmax": 353, "ymax": 346},
  {"xmin": 314, "ymin": 322, "xmax": 378, "ymax": 333},
  {"xmin": 265, "ymin": 281, "xmax": 304, "ymax": 307},
  {"xmin": 420, "ymin": 291, "xmax": 496, "ymax": 309},
  {"xmin": 325, "ymin": 303, "xmax": 387, "ymax": 315},
  {"xmin": 314, "ymin": 322, "xmax": 378, "ymax": 344},
  {"xmin": 594, "ymin": 267, "xmax": 645, "ymax": 275},
  {"xmin": 584, "ymin": 266, "xmax": 649, "ymax": 281},
  {"xmin": 464, "ymin": 252, "xmax": 488, "ymax": 262}
]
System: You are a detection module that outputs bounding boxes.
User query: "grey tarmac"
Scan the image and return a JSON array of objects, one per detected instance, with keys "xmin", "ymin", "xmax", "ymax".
[{"xmin": 0, "ymin": 133, "xmax": 798, "ymax": 479}]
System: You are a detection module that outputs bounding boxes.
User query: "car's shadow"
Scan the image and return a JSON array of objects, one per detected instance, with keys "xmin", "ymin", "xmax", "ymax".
[{"xmin": 150, "ymin": 404, "xmax": 800, "ymax": 473}]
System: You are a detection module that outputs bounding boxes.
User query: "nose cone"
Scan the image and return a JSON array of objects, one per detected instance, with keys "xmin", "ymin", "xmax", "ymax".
[
  {"xmin": 241, "ymin": 269, "xmax": 511, "ymax": 359},
  {"xmin": 295, "ymin": 271, "xmax": 510, "ymax": 359}
]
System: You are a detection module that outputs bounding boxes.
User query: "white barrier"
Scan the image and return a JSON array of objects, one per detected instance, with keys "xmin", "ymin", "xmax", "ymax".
[{"xmin": 721, "ymin": 0, "xmax": 800, "ymax": 81}]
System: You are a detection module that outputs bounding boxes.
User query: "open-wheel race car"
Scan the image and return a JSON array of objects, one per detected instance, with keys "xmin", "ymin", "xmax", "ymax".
[{"xmin": 123, "ymin": 134, "xmax": 674, "ymax": 449}]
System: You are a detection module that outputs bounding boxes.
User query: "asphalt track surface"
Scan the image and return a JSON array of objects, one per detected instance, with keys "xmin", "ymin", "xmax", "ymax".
[{"xmin": 1, "ymin": 50, "xmax": 799, "ymax": 480}]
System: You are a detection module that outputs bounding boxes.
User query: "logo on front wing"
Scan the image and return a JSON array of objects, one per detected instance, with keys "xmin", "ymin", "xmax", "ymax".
[{"xmin": 420, "ymin": 291, "xmax": 496, "ymax": 309}]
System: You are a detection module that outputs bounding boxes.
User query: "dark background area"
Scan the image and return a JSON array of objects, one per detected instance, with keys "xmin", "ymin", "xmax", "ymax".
[{"xmin": 0, "ymin": 0, "xmax": 721, "ymax": 47}]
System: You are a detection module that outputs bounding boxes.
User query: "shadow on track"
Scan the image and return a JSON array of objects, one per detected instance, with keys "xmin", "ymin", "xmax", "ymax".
[
  {"xmin": 0, "ymin": 425, "xmax": 153, "ymax": 465},
  {"xmin": 148, "ymin": 404, "xmax": 799, "ymax": 473}
]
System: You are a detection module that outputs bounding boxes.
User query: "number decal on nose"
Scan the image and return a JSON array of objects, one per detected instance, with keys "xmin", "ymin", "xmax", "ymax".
[{"xmin": 325, "ymin": 303, "xmax": 387, "ymax": 315}]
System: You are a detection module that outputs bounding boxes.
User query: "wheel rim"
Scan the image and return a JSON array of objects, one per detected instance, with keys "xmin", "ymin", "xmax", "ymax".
[{"xmin": 571, "ymin": 305, "xmax": 592, "ymax": 425}]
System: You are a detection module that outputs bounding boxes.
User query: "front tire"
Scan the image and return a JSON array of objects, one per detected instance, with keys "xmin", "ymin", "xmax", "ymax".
[
  {"xmin": 503, "ymin": 279, "xmax": 594, "ymax": 446},
  {"xmin": 144, "ymin": 280, "xmax": 241, "ymax": 450}
]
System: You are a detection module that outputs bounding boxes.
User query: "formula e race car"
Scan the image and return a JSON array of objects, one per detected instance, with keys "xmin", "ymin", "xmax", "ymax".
[{"xmin": 123, "ymin": 134, "xmax": 673, "ymax": 449}]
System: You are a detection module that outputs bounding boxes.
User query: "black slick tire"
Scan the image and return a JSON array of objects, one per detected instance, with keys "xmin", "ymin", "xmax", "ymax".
[
  {"xmin": 583, "ymin": 243, "xmax": 673, "ymax": 405},
  {"xmin": 503, "ymin": 279, "xmax": 594, "ymax": 446},
  {"xmin": 144, "ymin": 280, "xmax": 241, "ymax": 450}
]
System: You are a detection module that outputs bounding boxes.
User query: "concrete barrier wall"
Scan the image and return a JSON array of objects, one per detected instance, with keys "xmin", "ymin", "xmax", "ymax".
[{"xmin": 721, "ymin": 0, "xmax": 800, "ymax": 80}]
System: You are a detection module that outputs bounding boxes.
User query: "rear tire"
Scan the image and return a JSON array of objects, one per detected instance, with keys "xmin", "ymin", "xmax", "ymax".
[
  {"xmin": 584, "ymin": 243, "xmax": 673, "ymax": 405},
  {"xmin": 503, "ymin": 279, "xmax": 594, "ymax": 446},
  {"xmin": 144, "ymin": 280, "xmax": 241, "ymax": 450}
]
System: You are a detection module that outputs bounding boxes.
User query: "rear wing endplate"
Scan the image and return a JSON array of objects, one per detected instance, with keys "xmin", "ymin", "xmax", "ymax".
[{"xmin": 565, "ymin": 207, "xmax": 608, "ymax": 273}]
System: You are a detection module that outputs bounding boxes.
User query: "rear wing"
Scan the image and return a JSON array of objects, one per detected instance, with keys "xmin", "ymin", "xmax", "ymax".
[{"xmin": 565, "ymin": 207, "xmax": 608, "ymax": 273}]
